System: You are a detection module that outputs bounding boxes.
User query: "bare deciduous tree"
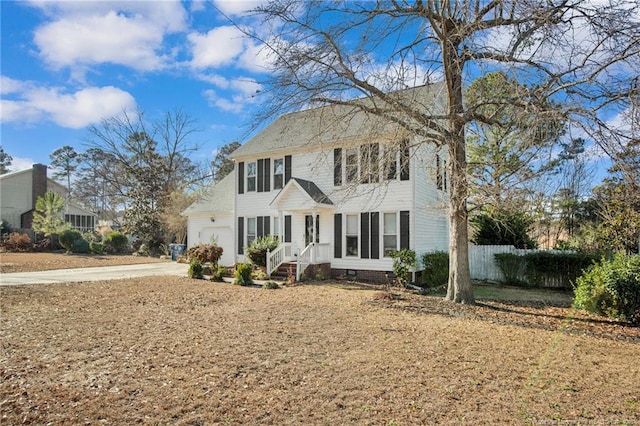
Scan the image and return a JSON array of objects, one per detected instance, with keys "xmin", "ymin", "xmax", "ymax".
[{"xmin": 245, "ymin": 0, "xmax": 640, "ymax": 303}]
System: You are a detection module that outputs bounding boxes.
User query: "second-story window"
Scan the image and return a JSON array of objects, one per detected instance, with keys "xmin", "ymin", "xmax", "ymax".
[
  {"xmin": 247, "ymin": 161, "xmax": 256, "ymax": 192},
  {"xmin": 346, "ymin": 148, "xmax": 358, "ymax": 184},
  {"xmin": 361, "ymin": 143, "xmax": 379, "ymax": 184},
  {"xmin": 273, "ymin": 158, "xmax": 284, "ymax": 190}
]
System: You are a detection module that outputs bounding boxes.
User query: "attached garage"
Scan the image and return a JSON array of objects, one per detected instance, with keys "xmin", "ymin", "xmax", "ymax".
[{"xmin": 182, "ymin": 174, "xmax": 235, "ymax": 266}]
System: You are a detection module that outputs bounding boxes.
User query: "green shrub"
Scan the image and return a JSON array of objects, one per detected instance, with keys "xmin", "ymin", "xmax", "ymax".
[
  {"xmin": 523, "ymin": 252, "xmax": 596, "ymax": 289},
  {"xmin": 422, "ymin": 251, "xmax": 449, "ymax": 287},
  {"xmin": 263, "ymin": 281, "xmax": 279, "ymax": 290},
  {"xmin": 0, "ymin": 219, "xmax": 11, "ymax": 236},
  {"xmin": 494, "ymin": 253, "xmax": 527, "ymax": 286},
  {"xmin": 244, "ymin": 235, "xmax": 279, "ymax": 268},
  {"xmin": 389, "ymin": 249, "xmax": 416, "ymax": 287},
  {"xmin": 59, "ymin": 229, "xmax": 83, "ymax": 252},
  {"xmin": 211, "ymin": 265, "xmax": 227, "ymax": 282},
  {"xmin": 103, "ymin": 231, "xmax": 128, "ymax": 253},
  {"xmin": 89, "ymin": 242, "xmax": 104, "ymax": 254},
  {"xmin": 234, "ymin": 262, "xmax": 253, "ymax": 286},
  {"xmin": 186, "ymin": 244, "xmax": 224, "ymax": 266},
  {"xmin": 574, "ymin": 253, "xmax": 640, "ymax": 325},
  {"xmin": 72, "ymin": 238, "xmax": 90, "ymax": 254},
  {"xmin": 188, "ymin": 259, "xmax": 204, "ymax": 279}
]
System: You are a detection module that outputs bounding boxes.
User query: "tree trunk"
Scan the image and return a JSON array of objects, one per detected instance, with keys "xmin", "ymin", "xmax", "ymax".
[
  {"xmin": 446, "ymin": 128, "xmax": 474, "ymax": 304},
  {"xmin": 442, "ymin": 27, "xmax": 474, "ymax": 304}
]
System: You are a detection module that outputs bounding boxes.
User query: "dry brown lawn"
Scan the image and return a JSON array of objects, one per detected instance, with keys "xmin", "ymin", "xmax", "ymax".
[
  {"xmin": 0, "ymin": 252, "xmax": 167, "ymax": 273},
  {"xmin": 1, "ymin": 253, "xmax": 639, "ymax": 424}
]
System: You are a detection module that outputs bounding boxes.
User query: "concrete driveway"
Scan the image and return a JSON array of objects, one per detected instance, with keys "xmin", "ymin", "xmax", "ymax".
[{"xmin": 0, "ymin": 262, "xmax": 189, "ymax": 286}]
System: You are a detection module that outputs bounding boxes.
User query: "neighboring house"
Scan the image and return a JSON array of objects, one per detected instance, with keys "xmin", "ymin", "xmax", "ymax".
[
  {"xmin": 182, "ymin": 173, "xmax": 235, "ymax": 265},
  {"xmin": 0, "ymin": 164, "xmax": 96, "ymax": 233}
]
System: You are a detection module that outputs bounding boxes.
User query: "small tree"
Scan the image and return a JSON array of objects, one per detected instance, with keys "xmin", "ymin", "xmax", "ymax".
[
  {"xmin": 32, "ymin": 191, "xmax": 70, "ymax": 245},
  {"xmin": 0, "ymin": 147, "xmax": 12, "ymax": 174},
  {"xmin": 389, "ymin": 249, "xmax": 416, "ymax": 288}
]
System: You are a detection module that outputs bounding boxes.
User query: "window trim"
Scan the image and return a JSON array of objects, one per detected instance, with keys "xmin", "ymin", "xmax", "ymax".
[{"xmin": 246, "ymin": 217, "xmax": 257, "ymax": 246}]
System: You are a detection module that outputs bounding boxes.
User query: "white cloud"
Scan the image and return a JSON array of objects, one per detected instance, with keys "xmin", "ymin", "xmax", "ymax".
[
  {"xmin": 30, "ymin": 1, "xmax": 187, "ymax": 73},
  {"xmin": 1, "ymin": 77, "xmax": 136, "ymax": 129},
  {"xmin": 7, "ymin": 157, "xmax": 36, "ymax": 172},
  {"xmin": 213, "ymin": 0, "xmax": 266, "ymax": 17},
  {"xmin": 188, "ymin": 25, "xmax": 246, "ymax": 69}
]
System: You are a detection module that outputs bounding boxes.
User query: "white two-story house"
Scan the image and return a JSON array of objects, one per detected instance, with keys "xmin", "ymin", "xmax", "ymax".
[{"xmin": 186, "ymin": 82, "xmax": 451, "ymax": 281}]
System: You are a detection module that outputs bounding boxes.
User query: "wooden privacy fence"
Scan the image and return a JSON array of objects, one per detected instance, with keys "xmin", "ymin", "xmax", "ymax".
[{"xmin": 468, "ymin": 245, "xmax": 577, "ymax": 287}]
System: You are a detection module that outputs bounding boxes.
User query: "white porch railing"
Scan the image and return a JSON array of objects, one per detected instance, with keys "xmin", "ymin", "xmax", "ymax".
[
  {"xmin": 266, "ymin": 243, "xmax": 288, "ymax": 278},
  {"xmin": 296, "ymin": 242, "xmax": 330, "ymax": 281}
]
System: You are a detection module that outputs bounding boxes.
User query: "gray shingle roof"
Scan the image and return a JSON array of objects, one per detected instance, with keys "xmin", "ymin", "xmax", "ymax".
[
  {"xmin": 182, "ymin": 173, "xmax": 234, "ymax": 215},
  {"xmin": 230, "ymin": 83, "xmax": 446, "ymax": 159},
  {"xmin": 291, "ymin": 178, "xmax": 333, "ymax": 205}
]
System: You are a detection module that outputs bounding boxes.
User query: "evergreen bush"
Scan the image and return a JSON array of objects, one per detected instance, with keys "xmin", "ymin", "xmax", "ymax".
[
  {"xmin": 574, "ymin": 253, "xmax": 640, "ymax": 325},
  {"xmin": 494, "ymin": 253, "xmax": 527, "ymax": 285},
  {"xmin": 389, "ymin": 249, "xmax": 416, "ymax": 287},
  {"xmin": 103, "ymin": 231, "xmax": 128, "ymax": 253},
  {"xmin": 89, "ymin": 241, "xmax": 104, "ymax": 254},
  {"xmin": 234, "ymin": 262, "xmax": 253, "ymax": 286},
  {"xmin": 422, "ymin": 251, "xmax": 449, "ymax": 287},
  {"xmin": 59, "ymin": 229, "xmax": 83, "ymax": 252},
  {"xmin": 72, "ymin": 238, "xmax": 90, "ymax": 254},
  {"xmin": 188, "ymin": 259, "xmax": 204, "ymax": 279},
  {"xmin": 244, "ymin": 235, "xmax": 279, "ymax": 268}
]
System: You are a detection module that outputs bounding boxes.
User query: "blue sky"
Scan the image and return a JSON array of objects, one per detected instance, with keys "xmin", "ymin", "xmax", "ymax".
[
  {"xmin": 1, "ymin": 0, "xmax": 623, "ymax": 187},
  {"xmin": 1, "ymin": 0, "xmax": 268, "ymax": 171}
]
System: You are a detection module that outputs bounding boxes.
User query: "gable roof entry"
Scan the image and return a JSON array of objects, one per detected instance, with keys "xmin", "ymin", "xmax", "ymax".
[
  {"xmin": 270, "ymin": 178, "xmax": 334, "ymax": 210},
  {"xmin": 229, "ymin": 82, "xmax": 446, "ymax": 160},
  {"xmin": 182, "ymin": 173, "xmax": 234, "ymax": 216}
]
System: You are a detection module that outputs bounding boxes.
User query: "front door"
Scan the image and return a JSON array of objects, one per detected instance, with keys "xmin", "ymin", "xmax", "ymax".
[{"xmin": 304, "ymin": 215, "xmax": 319, "ymax": 246}]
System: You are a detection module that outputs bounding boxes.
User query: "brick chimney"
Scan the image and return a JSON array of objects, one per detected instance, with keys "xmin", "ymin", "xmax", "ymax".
[{"xmin": 31, "ymin": 163, "xmax": 48, "ymax": 209}]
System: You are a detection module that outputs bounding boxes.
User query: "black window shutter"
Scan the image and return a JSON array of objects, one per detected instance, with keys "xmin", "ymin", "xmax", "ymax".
[
  {"xmin": 334, "ymin": 214, "xmax": 342, "ymax": 258},
  {"xmin": 264, "ymin": 216, "xmax": 270, "ymax": 236},
  {"xmin": 238, "ymin": 162, "xmax": 245, "ymax": 194},
  {"xmin": 400, "ymin": 211, "xmax": 410, "ymax": 249},
  {"xmin": 284, "ymin": 215, "xmax": 292, "ymax": 243},
  {"xmin": 264, "ymin": 158, "xmax": 271, "ymax": 192},
  {"xmin": 371, "ymin": 143, "xmax": 379, "ymax": 183},
  {"xmin": 370, "ymin": 212, "xmax": 380, "ymax": 259},
  {"xmin": 285, "ymin": 155, "xmax": 292, "ymax": 184},
  {"xmin": 237, "ymin": 216, "xmax": 244, "ymax": 254},
  {"xmin": 400, "ymin": 139, "xmax": 410, "ymax": 181},
  {"xmin": 334, "ymin": 148, "xmax": 342, "ymax": 186},
  {"xmin": 257, "ymin": 159, "xmax": 264, "ymax": 193},
  {"xmin": 257, "ymin": 216, "xmax": 264, "ymax": 238},
  {"xmin": 361, "ymin": 212, "xmax": 370, "ymax": 259}
]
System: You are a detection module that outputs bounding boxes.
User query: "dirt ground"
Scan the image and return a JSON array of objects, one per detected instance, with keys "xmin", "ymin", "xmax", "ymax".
[
  {"xmin": 1, "ymin": 254, "xmax": 639, "ymax": 424},
  {"xmin": 0, "ymin": 252, "xmax": 167, "ymax": 273}
]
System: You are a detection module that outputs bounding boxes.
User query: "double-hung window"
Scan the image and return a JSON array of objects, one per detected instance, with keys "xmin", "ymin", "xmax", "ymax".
[
  {"xmin": 383, "ymin": 212, "xmax": 398, "ymax": 256},
  {"xmin": 247, "ymin": 162, "xmax": 257, "ymax": 192},
  {"xmin": 273, "ymin": 158, "xmax": 284, "ymax": 190},
  {"xmin": 247, "ymin": 217, "xmax": 257, "ymax": 246},
  {"xmin": 345, "ymin": 148, "xmax": 358, "ymax": 184},
  {"xmin": 345, "ymin": 214, "xmax": 358, "ymax": 256}
]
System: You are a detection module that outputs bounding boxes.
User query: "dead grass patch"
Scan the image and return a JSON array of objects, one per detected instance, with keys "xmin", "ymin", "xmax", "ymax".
[
  {"xmin": 1, "ymin": 277, "xmax": 639, "ymax": 424},
  {"xmin": 0, "ymin": 252, "xmax": 166, "ymax": 273}
]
